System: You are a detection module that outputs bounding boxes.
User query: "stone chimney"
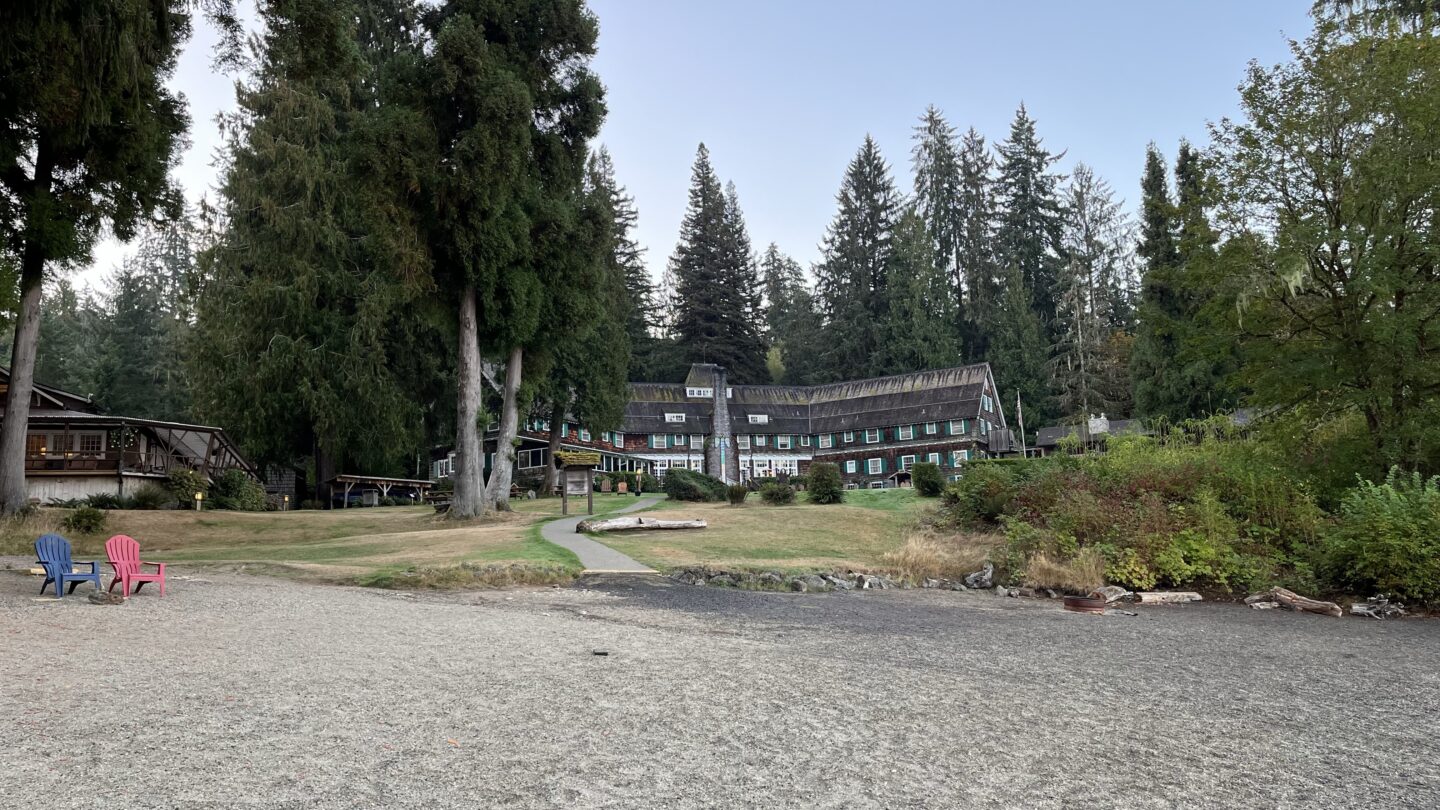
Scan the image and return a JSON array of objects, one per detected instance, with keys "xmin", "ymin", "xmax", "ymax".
[{"xmin": 707, "ymin": 367, "xmax": 738, "ymax": 484}]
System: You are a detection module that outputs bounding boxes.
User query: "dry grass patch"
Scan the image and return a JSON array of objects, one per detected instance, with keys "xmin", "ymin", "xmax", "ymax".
[
  {"xmin": 879, "ymin": 528, "xmax": 1002, "ymax": 581},
  {"xmin": 0, "ymin": 505, "xmax": 582, "ymax": 587},
  {"xmin": 1021, "ymin": 550, "xmax": 1106, "ymax": 594}
]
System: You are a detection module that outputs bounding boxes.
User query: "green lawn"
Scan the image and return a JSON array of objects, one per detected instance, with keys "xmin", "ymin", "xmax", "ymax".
[{"xmin": 596, "ymin": 488, "xmax": 932, "ymax": 573}]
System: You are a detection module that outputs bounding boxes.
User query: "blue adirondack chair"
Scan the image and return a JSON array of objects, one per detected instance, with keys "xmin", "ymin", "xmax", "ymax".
[{"xmin": 35, "ymin": 533, "xmax": 102, "ymax": 597}]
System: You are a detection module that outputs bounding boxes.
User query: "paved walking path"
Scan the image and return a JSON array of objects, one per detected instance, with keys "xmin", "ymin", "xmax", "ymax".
[{"xmin": 540, "ymin": 496, "xmax": 660, "ymax": 573}]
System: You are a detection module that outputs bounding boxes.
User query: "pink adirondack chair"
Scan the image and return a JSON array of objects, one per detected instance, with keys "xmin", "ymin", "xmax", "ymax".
[{"xmin": 105, "ymin": 535, "xmax": 166, "ymax": 597}]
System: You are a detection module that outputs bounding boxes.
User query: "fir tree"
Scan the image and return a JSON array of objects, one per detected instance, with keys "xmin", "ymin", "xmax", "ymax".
[
  {"xmin": 911, "ymin": 106, "xmax": 966, "ymax": 332},
  {"xmin": 814, "ymin": 136, "xmax": 901, "ymax": 380},
  {"xmin": 994, "ymin": 104, "xmax": 1067, "ymax": 340},
  {"xmin": 1130, "ymin": 141, "xmax": 1233, "ymax": 421},
  {"xmin": 956, "ymin": 127, "xmax": 1000, "ymax": 360},
  {"xmin": 990, "ymin": 263, "xmax": 1052, "ymax": 425},
  {"xmin": 760, "ymin": 243, "xmax": 806, "ymax": 382},
  {"xmin": 32, "ymin": 280, "xmax": 103, "ymax": 397},
  {"xmin": 777, "ymin": 285, "xmax": 827, "ymax": 386},
  {"xmin": 587, "ymin": 147, "xmax": 657, "ymax": 381},
  {"xmin": 875, "ymin": 207, "xmax": 962, "ymax": 374},
  {"xmin": 669, "ymin": 145, "xmax": 767, "ymax": 383}
]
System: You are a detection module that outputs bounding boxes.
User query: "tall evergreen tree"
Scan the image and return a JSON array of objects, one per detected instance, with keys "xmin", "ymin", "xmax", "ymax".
[
  {"xmin": 418, "ymin": 0, "xmax": 604, "ymax": 515},
  {"xmin": 990, "ymin": 262, "xmax": 1052, "ymax": 425},
  {"xmin": 536, "ymin": 155, "xmax": 632, "ymax": 492},
  {"xmin": 994, "ymin": 104, "xmax": 1067, "ymax": 340},
  {"xmin": 814, "ymin": 135, "xmax": 901, "ymax": 380},
  {"xmin": 956, "ymin": 127, "xmax": 1001, "ymax": 360},
  {"xmin": 586, "ymin": 147, "xmax": 656, "ymax": 382},
  {"xmin": 32, "ymin": 280, "xmax": 102, "ymax": 397},
  {"xmin": 760, "ymin": 243, "xmax": 804, "ymax": 344},
  {"xmin": 911, "ymin": 106, "xmax": 966, "ymax": 334},
  {"xmin": 192, "ymin": 0, "xmax": 433, "ymax": 499},
  {"xmin": 0, "ymin": 0, "xmax": 218, "ymax": 512},
  {"xmin": 760, "ymin": 243, "xmax": 805, "ymax": 382},
  {"xmin": 1130, "ymin": 141, "xmax": 1233, "ymax": 421},
  {"xmin": 669, "ymin": 145, "xmax": 766, "ymax": 382},
  {"xmin": 1052, "ymin": 164, "xmax": 1135, "ymax": 418},
  {"xmin": 875, "ymin": 207, "xmax": 962, "ymax": 374}
]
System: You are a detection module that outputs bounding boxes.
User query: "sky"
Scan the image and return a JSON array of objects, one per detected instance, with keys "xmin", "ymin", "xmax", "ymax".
[{"xmin": 81, "ymin": 0, "xmax": 1315, "ymax": 290}]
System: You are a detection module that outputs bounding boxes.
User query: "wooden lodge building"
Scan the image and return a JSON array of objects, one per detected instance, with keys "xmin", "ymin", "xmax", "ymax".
[
  {"xmin": 0, "ymin": 368, "xmax": 255, "ymax": 503},
  {"xmin": 432, "ymin": 362, "xmax": 1013, "ymax": 490}
]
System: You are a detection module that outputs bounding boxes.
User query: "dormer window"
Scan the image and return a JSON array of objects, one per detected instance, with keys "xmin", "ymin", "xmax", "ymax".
[
  {"xmin": 686, "ymin": 387, "xmax": 713, "ymax": 398},
  {"xmin": 665, "ymin": 413, "xmax": 686, "ymax": 423},
  {"xmin": 748, "ymin": 414, "xmax": 769, "ymax": 424}
]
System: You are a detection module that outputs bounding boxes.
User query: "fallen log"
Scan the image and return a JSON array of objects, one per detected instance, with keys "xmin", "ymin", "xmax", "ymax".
[
  {"xmin": 577, "ymin": 516, "xmax": 707, "ymax": 533},
  {"xmin": 1135, "ymin": 591, "xmax": 1202, "ymax": 604},
  {"xmin": 1244, "ymin": 586, "xmax": 1342, "ymax": 618}
]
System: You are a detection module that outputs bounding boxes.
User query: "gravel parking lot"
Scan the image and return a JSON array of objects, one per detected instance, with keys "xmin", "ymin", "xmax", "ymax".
[{"xmin": 3, "ymin": 566, "xmax": 1437, "ymax": 808}]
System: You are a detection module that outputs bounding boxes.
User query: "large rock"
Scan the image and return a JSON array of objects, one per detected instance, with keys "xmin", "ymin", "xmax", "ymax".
[{"xmin": 758, "ymin": 571, "xmax": 784, "ymax": 587}]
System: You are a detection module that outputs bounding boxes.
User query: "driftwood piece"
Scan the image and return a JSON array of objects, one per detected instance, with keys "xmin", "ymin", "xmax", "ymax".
[
  {"xmin": 963, "ymin": 562, "xmax": 994, "ymax": 590},
  {"xmin": 1350, "ymin": 594, "xmax": 1407, "ymax": 619},
  {"xmin": 1090, "ymin": 585, "xmax": 1133, "ymax": 604},
  {"xmin": 1135, "ymin": 591, "xmax": 1203, "ymax": 604},
  {"xmin": 577, "ymin": 516, "xmax": 707, "ymax": 533},
  {"xmin": 1244, "ymin": 586, "xmax": 1342, "ymax": 618}
]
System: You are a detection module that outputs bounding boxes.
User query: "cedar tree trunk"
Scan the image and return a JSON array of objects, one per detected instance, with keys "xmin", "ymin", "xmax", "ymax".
[
  {"xmin": 484, "ymin": 345, "xmax": 524, "ymax": 512},
  {"xmin": 450, "ymin": 284, "xmax": 485, "ymax": 518}
]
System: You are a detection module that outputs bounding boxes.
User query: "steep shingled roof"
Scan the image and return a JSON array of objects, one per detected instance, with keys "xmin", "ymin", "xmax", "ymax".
[{"xmin": 622, "ymin": 363, "xmax": 1002, "ymax": 436}]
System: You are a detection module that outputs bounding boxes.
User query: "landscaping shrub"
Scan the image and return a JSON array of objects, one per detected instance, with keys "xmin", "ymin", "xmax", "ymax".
[
  {"xmin": 663, "ymin": 468, "xmax": 727, "ymax": 502},
  {"xmin": 209, "ymin": 469, "xmax": 267, "ymax": 511},
  {"xmin": 806, "ymin": 462, "xmax": 844, "ymax": 504},
  {"xmin": 129, "ymin": 484, "xmax": 171, "ymax": 510},
  {"xmin": 759, "ymin": 482, "xmax": 796, "ymax": 505},
  {"xmin": 911, "ymin": 461, "xmax": 944, "ymax": 497},
  {"xmin": 166, "ymin": 469, "xmax": 208, "ymax": 505},
  {"xmin": 726, "ymin": 484, "xmax": 749, "ymax": 505},
  {"xmin": 84, "ymin": 493, "xmax": 126, "ymax": 510},
  {"xmin": 62, "ymin": 506, "xmax": 107, "ymax": 535},
  {"xmin": 935, "ymin": 437, "xmax": 1329, "ymax": 594},
  {"xmin": 1323, "ymin": 469, "xmax": 1440, "ymax": 605},
  {"xmin": 941, "ymin": 462, "xmax": 1020, "ymax": 526}
]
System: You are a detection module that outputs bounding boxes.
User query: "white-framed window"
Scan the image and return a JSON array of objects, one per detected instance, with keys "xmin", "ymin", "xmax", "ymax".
[
  {"xmin": 800, "ymin": 435, "xmax": 811, "ymax": 447},
  {"xmin": 613, "ymin": 432, "xmax": 624, "ymax": 448},
  {"xmin": 927, "ymin": 452, "xmax": 941, "ymax": 466},
  {"xmin": 845, "ymin": 460, "xmax": 857, "ymax": 474},
  {"xmin": 690, "ymin": 435, "xmax": 703, "ymax": 451},
  {"xmin": 864, "ymin": 428, "xmax": 881, "ymax": 444},
  {"xmin": 754, "ymin": 435, "xmax": 767, "ymax": 447},
  {"xmin": 948, "ymin": 419, "xmax": 963, "ymax": 435},
  {"xmin": 649, "ymin": 434, "xmax": 666, "ymax": 449},
  {"xmin": 665, "ymin": 412, "xmax": 686, "ymax": 423},
  {"xmin": 579, "ymin": 428, "xmax": 591, "ymax": 442},
  {"xmin": 898, "ymin": 425, "xmax": 915, "ymax": 441},
  {"xmin": 737, "ymin": 435, "xmax": 751, "ymax": 449},
  {"xmin": 981, "ymin": 418, "xmax": 991, "ymax": 434},
  {"xmin": 818, "ymin": 434, "xmax": 833, "ymax": 449},
  {"xmin": 925, "ymin": 422, "xmax": 938, "ymax": 435},
  {"xmin": 78, "ymin": 433, "xmax": 103, "ymax": 455},
  {"xmin": 867, "ymin": 457, "xmax": 883, "ymax": 475},
  {"xmin": 686, "ymin": 387, "xmax": 713, "ymax": 398},
  {"xmin": 748, "ymin": 413, "xmax": 769, "ymax": 424},
  {"xmin": 899, "ymin": 455, "xmax": 916, "ymax": 470},
  {"xmin": 843, "ymin": 431, "xmax": 855, "ymax": 443},
  {"xmin": 776, "ymin": 435, "xmax": 792, "ymax": 450},
  {"xmin": 982, "ymin": 394, "xmax": 994, "ymax": 413}
]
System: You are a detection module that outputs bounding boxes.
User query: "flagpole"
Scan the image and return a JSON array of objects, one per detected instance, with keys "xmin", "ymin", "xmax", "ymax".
[{"xmin": 1015, "ymin": 388, "xmax": 1028, "ymax": 459}]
